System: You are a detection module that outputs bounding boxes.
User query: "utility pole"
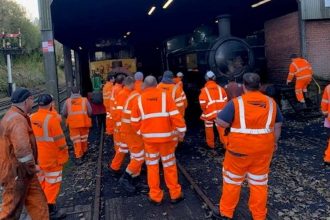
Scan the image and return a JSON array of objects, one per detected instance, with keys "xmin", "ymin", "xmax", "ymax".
[{"xmin": 38, "ymin": 0, "xmax": 59, "ymax": 108}]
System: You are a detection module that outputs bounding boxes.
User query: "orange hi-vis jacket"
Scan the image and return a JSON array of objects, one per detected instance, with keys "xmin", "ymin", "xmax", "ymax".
[
  {"xmin": 103, "ymin": 81, "xmax": 113, "ymax": 112},
  {"xmin": 110, "ymin": 83, "xmax": 123, "ymax": 113},
  {"xmin": 134, "ymin": 80, "xmax": 143, "ymax": 93},
  {"xmin": 173, "ymin": 77, "xmax": 183, "ymax": 89},
  {"xmin": 65, "ymin": 96, "xmax": 92, "ymax": 128},
  {"xmin": 120, "ymin": 90, "xmax": 140, "ymax": 134},
  {"xmin": 228, "ymin": 91, "xmax": 277, "ymax": 156},
  {"xmin": 113, "ymin": 87, "xmax": 132, "ymax": 128},
  {"xmin": 199, "ymin": 81, "xmax": 228, "ymax": 121},
  {"xmin": 157, "ymin": 82, "xmax": 186, "ymax": 115},
  {"xmin": 30, "ymin": 109, "xmax": 69, "ymax": 169},
  {"xmin": 131, "ymin": 87, "xmax": 186, "ymax": 143},
  {"xmin": 0, "ymin": 106, "xmax": 38, "ymax": 183},
  {"xmin": 287, "ymin": 58, "xmax": 313, "ymax": 83},
  {"xmin": 50, "ymin": 108, "xmax": 62, "ymax": 123},
  {"xmin": 321, "ymin": 84, "xmax": 330, "ymax": 118}
]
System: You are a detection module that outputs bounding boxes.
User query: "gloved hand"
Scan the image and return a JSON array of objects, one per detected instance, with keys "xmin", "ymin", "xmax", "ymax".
[{"xmin": 17, "ymin": 162, "xmax": 38, "ymax": 179}]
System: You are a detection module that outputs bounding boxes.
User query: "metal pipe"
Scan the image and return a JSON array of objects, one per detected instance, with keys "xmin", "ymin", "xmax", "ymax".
[
  {"xmin": 216, "ymin": 14, "xmax": 231, "ymax": 38},
  {"xmin": 6, "ymin": 54, "xmax": 13, "ymax": 96},
  {"xmin": 297, "ymin": 0, "xmax": 306, "ymax": 57}
]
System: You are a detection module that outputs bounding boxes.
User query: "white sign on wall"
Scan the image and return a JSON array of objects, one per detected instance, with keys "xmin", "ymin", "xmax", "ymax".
[{"xmin": 325, "ymin": 0, "xmax": 330, "ymax": 7}]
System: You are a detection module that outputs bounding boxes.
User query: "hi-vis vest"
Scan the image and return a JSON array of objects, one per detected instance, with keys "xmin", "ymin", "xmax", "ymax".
[
  {"xmin": 200, "ymin": 83, "xmax": 227, "ymax": 120},
  {"xmin": 321, "ymin": 84, "xmax": 330, "ymax": 119},
  {"xmin": 66, "ymin": 97, "xmax": 91, "ymax": 128},
  {"xmin": 287, "ymin": 58, "xmax": 313, "ymax": 82},
  {"xmin": 228, "ymin": 92, "xmax": 276, "ymax": 156},
  {"xmin": 120, "ymin": 91, "xmax": 140, "ymax": 134},
  {"xmin": 158, "ymin": 83, "xmax": 185, "ymax": 115}
]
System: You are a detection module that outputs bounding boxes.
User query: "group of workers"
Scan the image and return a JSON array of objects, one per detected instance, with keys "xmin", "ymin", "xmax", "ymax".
[{"xmin": 0, "ymin": 52, "xmax": 328, "ymax": 220}]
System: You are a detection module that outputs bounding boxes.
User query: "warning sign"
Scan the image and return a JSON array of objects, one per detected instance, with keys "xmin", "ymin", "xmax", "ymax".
[{"xmin": 42, "ymin": 40, "xmax": 54, "ymax": 53}]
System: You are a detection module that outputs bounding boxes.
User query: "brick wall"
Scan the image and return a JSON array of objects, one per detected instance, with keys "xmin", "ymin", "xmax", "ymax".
[
  {"xmin": 264, "ymin": 12, "xmax": 301, "ymax": 84},
  {"xmin": 305, "ymin": 20, "xmax": 330, "ymax": 80}
]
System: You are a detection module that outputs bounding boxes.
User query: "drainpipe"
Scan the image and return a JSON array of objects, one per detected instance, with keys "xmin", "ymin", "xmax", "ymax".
[{"xmin": 297, "ymin": 0, "xmax": 307, "ymax": 58}]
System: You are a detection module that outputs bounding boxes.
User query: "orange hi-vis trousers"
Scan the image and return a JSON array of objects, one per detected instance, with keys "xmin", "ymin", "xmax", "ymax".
[
  {"xmin": 0, "ymin": 175, "xmax": 49, "ymax": 220},
  {"xmin": 37, "ymin": 166, "xmax": 63, "ymax": 204},
  {"xmin": 106, "ymin": 112, "xmax": 114, "ymax": 135},
  {"xmin": 204, "ymin": 120, "xmax": 226, "ymax": 148},
  {"xmin": 69, "ymin": 127, "xmax": 89, "ymax": 158},
  {"xmin": 324, "ymin": 133, "xmax": 330, "ymax": 163},
  {"xmin": 295, "ymin": 78, "xmax": 312, "ymax": 102},
  {"xmin": 144, "ymin": 141, "xmax": 181, "ymax": 203},
  {"xmin": 124, "ymin": 132, "xmax": 145, "ymax": 177},
  {"xmin": 220, "ymin": 151, "xmax": 272, "ymax": 220},
  {"xmin": 110, "ymin": 127, "xmax": 129, "ymax": 171}
]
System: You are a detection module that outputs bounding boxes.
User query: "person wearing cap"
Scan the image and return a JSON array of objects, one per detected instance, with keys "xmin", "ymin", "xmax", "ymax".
[
  {"xmin": 216, "ymin": 73, "xmax": 283, "ymax": 220},
  {"xmin": 0, "ymin": 88, "xmax": 49, "ymax": 219},
  {"xmin": 103, "ymin": 73, "xmax": 115, "ymax": 135},
  {"xmin": 199, "ymin": 71, "xmax": 228, "ymax": 149},
  {"xmin": 61, "ymin": 86, "xmax": 92, "ymax": 165},
  {"xmin": 30, "ymin": 94, "xmax": 68, "ymax": 219},
  {"xmin": 173, "ymin": 72, "xmax": 188, "ymax": 116},
  {"xmin": 134, "ymin": 71, "xmax": 144, "ymax": 92}
]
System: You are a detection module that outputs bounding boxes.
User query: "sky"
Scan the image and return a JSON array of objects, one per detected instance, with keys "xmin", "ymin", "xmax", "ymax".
[{"xmin": 13, "ymin": 0, "xmax": 39, "ymax": 21}]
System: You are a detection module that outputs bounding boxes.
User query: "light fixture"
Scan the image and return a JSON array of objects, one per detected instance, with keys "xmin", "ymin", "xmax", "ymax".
[
  {"xmin": 251, "ymin": 0, "xmax": 271, "ymax": 8},
  {"xmin": 124, "ymin": 35, "xmax": 127, "ymax": 38},
  {"xmin": 148, "ymin": 6, "xmax": 156, "ymax": 15},
  {"xmin": 78, "ymin": 46, "xmax": 82, "ymax": 50},
  {"xmin": 126, "ymin": 32, "xmax": 131, "ymax": 36},
  {"xmin": 163, "ymin": 0, "xmax": 173, "ymax": 9},
  {"xmin": 215, "ymin": 20, "xmax": 219, "ymax": 23}
]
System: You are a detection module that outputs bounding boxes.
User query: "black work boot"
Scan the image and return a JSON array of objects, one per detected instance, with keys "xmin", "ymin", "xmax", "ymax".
[
  {"xmin": 119, "ymin": 172, "xmax": 136, "ymax": 193},
  {"xmin": 75, "ymin": 157, "xmax": 83, "ymax": 166},
  {"xmin": 48, "ymin": 204, "xmax": 66, "ymax": 220},
  {"xmin": 132, "ymin": 175, "xmax": 149, "ymax": 192},
  {"xmin": 170, "ymin": 192, "xmax": 185, "ymax": 204}
]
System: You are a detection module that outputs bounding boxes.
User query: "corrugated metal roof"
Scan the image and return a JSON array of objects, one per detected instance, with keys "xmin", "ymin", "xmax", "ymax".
[{"xmin": 301, "ymin": 0, "xmax": 330, "ymax": 20}]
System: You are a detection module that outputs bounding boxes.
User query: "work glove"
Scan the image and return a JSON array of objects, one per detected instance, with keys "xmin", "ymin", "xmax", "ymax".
[{"xmin": 16, "ymin": 162, "xmax": 38, "ymax": 179}]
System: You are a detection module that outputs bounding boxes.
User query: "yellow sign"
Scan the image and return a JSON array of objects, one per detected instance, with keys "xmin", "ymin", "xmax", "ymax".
[{"xmin": 90, "ymin": 59, "xmax": 137, "ymax": 78}]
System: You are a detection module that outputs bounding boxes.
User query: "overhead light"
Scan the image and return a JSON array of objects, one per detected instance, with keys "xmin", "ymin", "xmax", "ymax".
[
  {"xmin": 79, "ymin": 46, "xmax": 82, "ymax": 50},
  {"xmin": 215, "ymin": 20, "xmax": 219, "ymax": 23},
  {"xmin": 163, "ymin": 0, "xmax": 173, "ymax": 9},
  {"xmin": 251, "ymin": 0, "xmax": 271, "ymax": 8},
  {"xmin": 126, "ymin": 32, "xmax": 131, "ymax": 36},
  {"xmin": 124, "ymin": 35, "xmax": 127, "ymax": 38},
  {"xmin": 148, "ymin": 6, "xmax": 156, "ymax": 15}
]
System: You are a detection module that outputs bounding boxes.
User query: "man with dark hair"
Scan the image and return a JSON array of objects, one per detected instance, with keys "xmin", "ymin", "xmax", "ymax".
[
  {"xmin": 287, "ymin": 54, "xmax": 313, "ymax": 107},
  {"xmin": 0, "ymin": 88, "xmax": 49, "ymax": 219},
  {"xmin": 216, "ymin": 73, "xmax": 283, "ymax": 220}
]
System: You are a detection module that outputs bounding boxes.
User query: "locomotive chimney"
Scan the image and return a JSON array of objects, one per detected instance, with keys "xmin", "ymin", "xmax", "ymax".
[{"xmin": 216, "ymin": 14, "xmax": 231, "ymax": 38}]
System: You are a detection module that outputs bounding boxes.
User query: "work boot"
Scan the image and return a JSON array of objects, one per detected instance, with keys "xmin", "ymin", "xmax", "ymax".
[
  {"xmin": 75, "ymin": 158, "xmax": 83, "ymax": 166},
  {"xmin": 48, "ymin": 204, "xmax": 66, "ymax": 220},
  {"xmin": 170, "ymin": 193, "xmax": 185, "ymax": 204},
  {"xmin": 119, "ymin": 172, "xmax": 136, "ymax": 193},
  {"xmin": 212, "ymin": 210, "xmax": 232, "ymax": 220},
  {"xmin": 147, "ymin": 197, "xmax": 162, "ymax": 206},
  {"xmin": 324, "ymin": 161, "xmax": 330, "ymax": 166},
  {"xmin": 132, "ymin": 176, "xmax": 149, "ymax": 192}
]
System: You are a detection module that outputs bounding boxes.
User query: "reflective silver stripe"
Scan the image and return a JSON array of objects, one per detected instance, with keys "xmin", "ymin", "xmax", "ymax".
[
  {"xmin": 177, "ymin": 127, "xmax": 186, "ymax": 132},
  {"xmin": 199, "ymin": 100, "xmax": 207, "ymax": 104},
  {"xmin": 201, "ymin": 110, "xmax": 221, "ymax": 118},
  {"xmin": 53, "ymin": 134, "xmax": 65, "ymax": 141},
  {"xmin": 265, "ymin": 97, "xmax": 273, "ymax": 129},
  {"xmin": 218, "ymin": 86, "xmax": 223, "ymax": 101},
  {"xmin": 161, "ymin": 153, "xmax": 175, "ymax": 161},
  {"xmin": 45, "ymin": 171, "xmax": 62, "ymax": 177},
  {"xmin": 230, "ymin": 128, "xmax": 273, "ymax": 134},
  {"xmin": 123, "ymin": 93, "xmax": 140, "ymax": 112},
  {"xmin": 119, "ymin": 148, "xmax": 129, "ymax": 153},
  {"xmin": 247, "ymin": 173, "xmax": 268, "ymax": 181},
  {"xmin": 70, "ymin": 135, "xmax": 80, "ymax": 140},
  {"xmin": 296, "ymin": 75, "xmax": 312, "ymax": 80},
  {"xmin": 120, "ymin": 142, "xmax": 128, "ymax": 147},
  {"xmin": 322, "ymin": 99, "xmax": 328, "ymax": 103},
  {"xmin": 67, "ymin": 98, "xmax": 87, "ymax": 116},
  {"xmin": 17, "ymin": 154, "xmax": 34, "ymax": 163},
  {"xmin": 142, "ymin": 112, "xmax": 169, "ymax": 120},
  {"xmin": 116, "ymin": 106, "xmax": 123, "ymax": 110},
  {"xmin": 146, "ymin": 159, "xmax": 159, "ymax": 165},
  {"xmin": 123, "ymin": 110, "xmax": 132, "ymax": 114},
  {"xmin": 35, "ymin": 114, "xmax": 54, "ymax": 142},
  {"xmin": 163, "ymin": 159, "xmax": 176, "ymax": 168},
  {"xmin": 122, "ymin": 118, "xmax": 131, "ymax": 123},
  {"xmin": 142, "ymin": 132, "xmax": 173, "ymax": 138},
  {"xmin": 131, "ymin": 150, "xmax": 145, "ymax": 158},
  {"xmin": 6, "ymin": 112, "xmax": 20, "ymax": 122},
  {"xmin": 145, "ymin": 153, "xmax": 159, "ymax": 158},
  {"xmin": 81, "ymin": 135, "xmax": 88, "ymax": 138},
  {"xmin": 223, "ymin": 176, "xmax": 242, "ymax": 185},
  {"xmin": 247, "ymin": 179, "xmax": 268, "ymax": 186},
  {"xmin": 176, "ymin": 103, "xmax": 184, "ymax": 107},
  {"xmin": 205, "ymin": 124, "xmax": 213, "ymax": 128},
  {"xmin": 131, "ymin": 157, "xmax": 144, "ymax": 161},
  {"xmin": 288, "ymin": 72, "xmax": 295, "ymax": 76},
  {"xmin": 223, "ymin": 168, "xmax": 245, "ymax": 179},
  {"xmin": 172, "ymin": 84, "xmax": 178, "ymax": 100},
  {"xmin": 116, "ymin": 122, "xmax": 122, "ymax": 126},
  {"xmin": 131, "ymin": 117, "xmax": 141, "ymax": 122},
  {"xmin": 162, "ymin": 92, "xmax": 166, "ymax": 113},
  {"xmin": 45, "ymin": 176, "xmax": 62, "ymax": 184},
  {"xmin": 292, "ymin": 62, "xmax": 299, "ymax": 72},
  {"xmin": 205, "ymin": 88, "xmax": 212, "ymax": 103},
  {"xmin": 175, "ymin": 97, "xmax": 183, "ymax": 102},
  {"xmin": 237, "ymin": 97, "xmax": 246, "ymax": 128},
  {"xmin": 137, "ymin": 96, "xmax": 145, "ymax": 116}
]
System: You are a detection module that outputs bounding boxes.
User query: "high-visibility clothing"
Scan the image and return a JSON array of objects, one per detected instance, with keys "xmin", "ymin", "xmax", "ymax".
[
  {"xmin": 199, "ymin": 81, "xmax": 228, "ymax": 121},
  {"xmin": 220, "ymin": 152, "xmax": 272, "ymax": 220},
  {"xmin": 228, "ymin": 91, "xmax": 277, "ymax": 156},
  {"xmin": 173, "ymin": 77, "xmax": 188, "ymax": 116},
  {"xmin": 120, "ymin": 91, "xmax": 144, "ymax": 176},
  {"xmin": 321, "ymin": 85, "xmax": 330, "ymax": 162},
  {"xmin": 110, "ymin": 83, "xmax": 123, "ymax": 113},
  {"xmin": 31, "ymin": 109, "xmax": 69, "ymax": 169},
  {"xmin": 144, "ymin": 141, "xmax": 181, "ymax": 202},
  {"xmin": 158, "ymin": 82, "xmax": 186, "ymax": 116},
  {"xmin": 173, "ymin": 77, "xmax": 183, "ymax": 89},
  {"xmin": 70, "ymin": 127, "xmax": 89, "ymax": 158},
  {"xmin": 0, "ymin": 106, "xmax": 49, "ymax": 219},
  {"xmin": 131, "ymin": 87, "xmax": 187, "ymax": 144},
  {"xmin": 287, "ymin": 58, "xmax": 313, "ymax": 102},
  {"xmin": 65, "ymin": 96, "xmax": 92, "ymax": 128},
  {"xmin": 134, "ymin": 80, "xmax": 143, "ymax": 93},
  {"xmin": 199, "ymin": 81, "xmax": 227, "ymax": 147},
  {"xmin": 224, "ymin": 82, "xmax": 244, "ymax": 101},
  {"xmin": 110, "ymin": 87, "xmax": 133, "ymax": 171},
  {"xmin": 103, "ymin": 81, "xmax": 114, "ymax": 135},
  {"xmin": 37, "ymin": 167, "xmax": 63, "ymax": 204}
]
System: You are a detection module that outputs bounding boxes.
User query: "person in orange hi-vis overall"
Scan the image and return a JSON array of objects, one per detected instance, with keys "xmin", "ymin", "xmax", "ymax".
[
  {"xmin": 321, "ymin": 84, "xmax": 330, "ymax": 165},
  {"xmin": 109, "ymin": 76, "xmax": 134, "ymax": 174},
  {"xmin": 117, "ymin": 77, "xmax": 146, "ymax": 192},
  {"xmin": 103, "ymin": 73, "xmax": 115, "ymax": 135},
  {"xmin": 174, "ymin": 72, "xmax": 188, "ymax": 115},
  {"xmin": 286, "ymin": 54, "xmax": 313, "ymax": 106},
  {"xmin": 134, "ymin": 71, "xmax": 144, "ymax": 92},
  {"xmin": 0, "ymin": 88, "xmax": 49, "ymax": 220},
  {"xmin": 216, "ymin": 73, "xmax": 283, "ymax": 220},
  {"xmin": 131, "ymin": 76, "xmax": 186, "ymax": 205},
  {"xmin": 199, "ymin": 71, "xmax": 228, "ymax": 149},
  {"xmin": 61, "ymin": 86, "xmax": 92, "ymax": 165},
  {"xmin": 158, "ymin": 70, "xmax": 186, "ymax": 118},
  {"xmin": 31, "ymin": 94, "xmax": 69, "ymax": 219}
]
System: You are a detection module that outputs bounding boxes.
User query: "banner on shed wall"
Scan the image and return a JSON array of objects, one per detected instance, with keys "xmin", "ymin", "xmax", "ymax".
[{"xmin": 90, "ymin": 59, "xmax": 137, "ymax": 78}]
